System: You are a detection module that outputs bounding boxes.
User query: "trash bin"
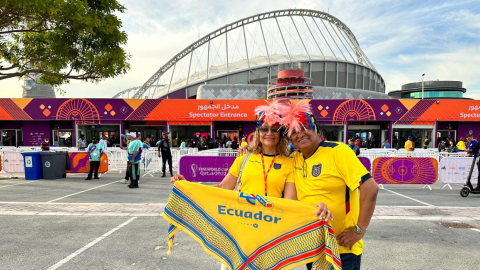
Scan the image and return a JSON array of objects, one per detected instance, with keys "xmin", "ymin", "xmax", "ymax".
[
  {"xmin": 40, "ymin": 152, "xmax": 67, "ymax": 179},
  {"xmin": 21, "ymin": 152, "xmax": 43, "ymax": 180}
]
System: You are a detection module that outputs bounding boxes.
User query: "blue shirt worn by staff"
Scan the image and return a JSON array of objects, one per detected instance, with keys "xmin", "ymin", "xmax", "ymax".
[{"xmin": 467, "ymin": 140, "xmax": 479, "ymax": 157}]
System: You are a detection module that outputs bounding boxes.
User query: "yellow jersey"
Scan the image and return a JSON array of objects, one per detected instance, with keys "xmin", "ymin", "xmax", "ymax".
[
  {"xmin": 291, "ymin": 141, "xmax": 371, "ymax": 255},
  {"xmin": 405, "ymin": 140, "xmax": 413, "ymax": 151},
  {"xmin": 457, "ymin": 141, "xmax": 466, "ymax": 151},
  {"xmin": 229, "ymin": 153, "xmax": 294, "ymax": 198},
  {"xmin": 241, "ymin": 141, "xmax": 248, "ymax": 147}
]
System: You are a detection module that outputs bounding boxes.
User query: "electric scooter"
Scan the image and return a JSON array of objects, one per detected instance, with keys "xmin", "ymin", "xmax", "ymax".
[{"xmin": 460, "ymin": 156, "xmax": 480, "ymax": 197}]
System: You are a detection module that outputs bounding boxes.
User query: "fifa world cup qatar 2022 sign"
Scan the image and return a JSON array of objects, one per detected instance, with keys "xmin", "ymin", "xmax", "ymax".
[{"xmin": 179, "ymin": 156, "xmax": 236, "ymax": 182}]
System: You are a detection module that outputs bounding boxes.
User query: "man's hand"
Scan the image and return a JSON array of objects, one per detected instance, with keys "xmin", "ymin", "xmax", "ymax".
[
  {"xmin": 171, "ymin": 174, "xmax": 186, "ymax": 184},
  {"xmin": 337, "ymin": 230, "xmax": 364, "ymax": 250},
  {"xmin": 314, "ymin": 202, "xmax": 334, "ymax": 222},
  {"xmin": 237, "ymin": 146, "xmax": 248, "ymax": 156},
  {"xmin": 129, "ymin": 160, "xmax": 134, "ymax": 165}
]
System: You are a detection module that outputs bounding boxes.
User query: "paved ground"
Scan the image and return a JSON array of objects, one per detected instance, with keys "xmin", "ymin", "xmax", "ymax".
[{"xmin": 1, "ymin": 170, "xmax": 480, "ymax": 270}]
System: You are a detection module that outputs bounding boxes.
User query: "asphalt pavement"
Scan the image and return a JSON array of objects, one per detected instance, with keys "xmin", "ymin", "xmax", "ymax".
[{"xmin": 0, "ymin": 171, "xmax": 479, "ymax": 270}]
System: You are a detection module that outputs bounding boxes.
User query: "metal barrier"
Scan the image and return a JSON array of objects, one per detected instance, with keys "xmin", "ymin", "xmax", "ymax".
[
  {"xmin": 439, "ymin": 157, "xmax": 478, "ymax": 189},
  {"xmin": 1, "ymin": 151, "xmax": 25, "ymax": 177},
  {"xmin": 143, "ymin": 150, "xmax": 162, "ymax": 177},
  {"xmin": 105, "ymin": 149, "xmax": 127, "ymax": 173}
]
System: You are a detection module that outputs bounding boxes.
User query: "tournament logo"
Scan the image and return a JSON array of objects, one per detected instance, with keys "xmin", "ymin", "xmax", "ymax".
[
  {"xmin": 273, "ymin": 163, "xmax": 282, "ymax": 170},
  {"xmin": 312, "ymin": 164, "xmax": 322, "ymax": 177},
  {"xmin": 238, "ymin": 192, "xmax": 274, "ymax": 208}
]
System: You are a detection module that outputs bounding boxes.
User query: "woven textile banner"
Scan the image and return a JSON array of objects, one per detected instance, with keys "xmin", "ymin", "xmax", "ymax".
[
  {"xmin": 163, "ymin": 181, "xmax": 341, "ymax": 270},
  {"xmin": 439, "ymin": 157, "xmax": 478, "ymax": 185},
  {"xmin": 372, "ymin": 157, "xmax": 438, "ymax": 184},
  {"xmin": 179, "ymin": 156, "xmax": 235, "ymax": 182},
  {"xmin": 67, "ymin": 152, "xmax": 108, "ymax": 173}
]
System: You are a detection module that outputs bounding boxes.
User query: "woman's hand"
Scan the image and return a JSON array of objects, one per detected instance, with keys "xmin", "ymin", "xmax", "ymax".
[
  {"xmin": 171, "ymin": 174, "xmax": 186, "ymax": 184},
  {"xmin": 314, "ymin": 202, "xmax": 334, "ymax": 222},
  {"xmin": 237, "ymin": 146, "xmax": 248, "ymax": 156}
]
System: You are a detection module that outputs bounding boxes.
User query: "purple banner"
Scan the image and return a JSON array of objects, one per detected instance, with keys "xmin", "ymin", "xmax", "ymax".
[
  {"xmin": 358, "ymin": 157, "xmax": 371, "ymax": 172},
  {"xmin": 179, "ymin": 156, "xmax": 236, "ymax": 182},
  {"xmin": 372, "ymin": 157, "xmax": 438, "ymax": 184}
]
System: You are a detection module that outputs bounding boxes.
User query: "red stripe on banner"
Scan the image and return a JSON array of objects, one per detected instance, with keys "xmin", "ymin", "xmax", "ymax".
[
  {"xmin": 325, "ymin": 248, "xmax": 342, "ymax": 267},
  {"xmin": 272, "ymin": 245, "xmax": 325, "ymax": 270},
  {"xmin": 238, "ymin": 223, "xmax": 322, "ymax": 270}
]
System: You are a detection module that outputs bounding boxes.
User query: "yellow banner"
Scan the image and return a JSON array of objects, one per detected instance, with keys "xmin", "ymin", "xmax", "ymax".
[{"xmin": 163, "ymin": 181, "xmax": 342, "ymax": 270}]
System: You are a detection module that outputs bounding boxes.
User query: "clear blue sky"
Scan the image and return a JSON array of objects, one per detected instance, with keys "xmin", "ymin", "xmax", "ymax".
[{"xmin": 1, "ymin": 0, "xmax": 479, "ymax": 98}]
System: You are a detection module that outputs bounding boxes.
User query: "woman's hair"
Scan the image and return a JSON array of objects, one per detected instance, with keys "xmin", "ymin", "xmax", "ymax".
[
  {"xmin": 249, "ymin": 130, "xmax": 290, "ymax": 156},
  {"xmin": 459, "ymin": 137, "xmax": 464, "ymax": 141}
]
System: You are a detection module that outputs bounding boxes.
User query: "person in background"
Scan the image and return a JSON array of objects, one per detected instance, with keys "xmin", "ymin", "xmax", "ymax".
[
  {"xmin": 423, "ymin": 136, "xmax": 430, "ymax": 149},
  {"xmin": 41, "ymin": 138, "xmax": 50, "ymax": 151},
  {"xmin": 355, "ymin": 139, "xmax": 361, "ymax": 149},
  {"xmin": 158, "ymin": 132, "xmax": 173, "ymax": 177},
  {"xmin": 226, "ymin": 138, "xmax": 232, "ymax": 148},
  {"xmin": 456, "ymin": 137, "xmax": 466, "ymax": 152},
  {"xmin": 77, "ymin": 134, "xmax": 86, "ymax": 150},
  {"xmin": 180, "ymin": 139, "xmax": 186, "ymax": 149},
  {"xmin": 404, "ymin": 136, "xmax": 414, "ymax": 152},
  {"xmin": 438, "ymin": 141, "xmax": 447, "ymax": 152},
  {"xmin": 145, "ymin": 135, "xmax": 151, "ymax": 146},
  {"xmin": 382, "ymin": 139, "xmax": 390, "ymax": 149},
  {"xmin": 142, "ymin": 139, "xmax": 151, "ymax": 150},
  {"xmin": 348, "ymin": 139, "xmax": 360, "ymax": 156},
  {"xmin": 466, "ymin": 134, "xmax": 478, "ymax": 157},
  {"xmin": 447, "ymin": 140, "xmax": 458, "ymax": 153},
  {"xmin": 126, "ymin": 132, "xmax": 142, "ymax": 188},
  {"xmin": 99, "ymin": 136, "xmax": 108, "ymax": 151},
  {"xmin": 172, "ymin": 136, "xmax": 178, "ymax": 147},
  {"xmin": 85, "ymin": 137, "xmax": 103, "ymax": 180},
  {"xmin": 240, "ymin": 136, "xmax": 248, "ymax": 147},
  {"xmin": 231, "ymin": 137, "xmax": 239, "ymax": 150}
]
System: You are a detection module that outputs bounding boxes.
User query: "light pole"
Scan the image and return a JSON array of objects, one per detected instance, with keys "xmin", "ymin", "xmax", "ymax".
[{"xmin": 421, "ymin": 73, "xmax": 425, "ymax": 99}]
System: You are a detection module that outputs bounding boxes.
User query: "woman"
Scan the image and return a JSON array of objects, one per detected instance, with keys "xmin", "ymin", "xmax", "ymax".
[
  {"xmin": 171, "ymin": 100, "xmax": 299, "ymax": 199},
  {"xmin": 447, "ymin": 140, "xmax": 458, "ymax": 153},
  {"xmin": 457, "ymin": 137, "xmax": 466, "ymax": 152}
]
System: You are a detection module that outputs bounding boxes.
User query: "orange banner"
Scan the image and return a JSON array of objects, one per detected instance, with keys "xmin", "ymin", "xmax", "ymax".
[
  {"xmin": 146, "ymin": 100, "xmax": 265, "ymax": 121},
  {"xmin": 416, "ymin": 100, "xmax": 480, "ymax": 122}
]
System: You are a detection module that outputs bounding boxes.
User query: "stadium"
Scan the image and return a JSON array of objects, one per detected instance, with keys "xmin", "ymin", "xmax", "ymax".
[{"xmin": 112, "ymin": 9, "xmax": 387, "ymax": 100}]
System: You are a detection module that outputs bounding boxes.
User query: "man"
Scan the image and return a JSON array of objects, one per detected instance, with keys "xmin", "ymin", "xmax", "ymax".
[
  {"xmin": 99, "ymin": 136, "xmax": 108, "ymax": 151},
  {"xmin": 85, "ymin": 137, "xmax": 103, "ymax": 180},
  {"xmin": 471, "ymin": 135, "xmax": 480, "ymax": 190},
  {"xmin": 382, "ymin": 139, "xmax": 390, "ymax": 149},
  {"xmin": 41, "ymin": 138, "xmax": 50, "ymax": 151},
  {"xmin": 158, "ymin": 132, "xmax": 173, "ymax": 177},
  {"xmin": 120, "ymin": 134, "xmax": 132, "ymax": 184},
  {"xmin": 281, "ymin": 101, "xmax": 378, "ymax": 270},
  {"xmin": 77, "ymin": 134, "xmax": 86, "ymax": 150},
  {"xmin": 348, "ymin": 139, "xmax": 360, "ymax": 156},
  {"xmin": 423, "ymin": 136, "xmax": 430, "ymax": 149},
  {"xmin": 354, "ymin": 139, "xmax": 361, "ymax": 149},
  {"xmin": 226, "ymin": 138, "xmax": 232, "ymax": 148},
  {"xmin": 438, "ymin": 141, "xmax": 447, "ymax": 152},
  {"xmin": 124, "ymin": 132, "xmax": 142, "ymax": 188},
  {"xmin": 466, "ymin": 134, "xmax": 478, "ymax": 157},
  {"xmin": 231, "ymin": 137, "xmax": 239, "ymax": 150},
  {"xmin": 404, "ymin": 136, "xmax": 414, "ymax": 152},
  {"xmin": 146, "ymin": 135, "xmax": 151, "ymax": 146}
]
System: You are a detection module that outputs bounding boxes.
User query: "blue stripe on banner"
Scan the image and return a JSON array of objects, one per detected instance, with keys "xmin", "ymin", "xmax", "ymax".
[{"xmin": 164, "ymin": 207, "xmax": 234, "ymax": 269}]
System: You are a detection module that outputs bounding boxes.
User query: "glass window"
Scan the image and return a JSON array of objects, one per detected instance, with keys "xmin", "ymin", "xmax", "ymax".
[{"xmin": 401, "ymin": 91, "xmax": 463, "ymax": 99}]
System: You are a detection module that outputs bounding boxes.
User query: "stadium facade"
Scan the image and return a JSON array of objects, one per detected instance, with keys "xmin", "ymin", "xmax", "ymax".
[
  {"xmin": 388, "ymin": 81, "xmax": 468, "ymax": 99},
  {"xmin": 113, "ymin": 9, "xmax": 387, "ymax": 100}
]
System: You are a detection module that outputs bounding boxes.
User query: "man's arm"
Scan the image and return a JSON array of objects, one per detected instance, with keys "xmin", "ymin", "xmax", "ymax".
[{"xmin": 338, "ymin": 177, "xmax": 378, "ymax": 249}]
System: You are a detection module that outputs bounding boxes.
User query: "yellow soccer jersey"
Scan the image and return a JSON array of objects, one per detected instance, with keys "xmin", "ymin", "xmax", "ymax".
[
  {"xmin": 292, "ymin": 141, "xmax": 371, "ymax": 255},
  {"xmin": 229, "ymin": 153, "xmax": 295, "ymax": 198},
  {"xmin": 405, "ymin": 140, "xmax": 413, "ymax": 151}
]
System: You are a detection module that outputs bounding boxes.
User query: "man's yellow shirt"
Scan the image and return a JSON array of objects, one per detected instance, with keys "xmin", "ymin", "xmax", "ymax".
[
  {"xmin": 405, "ymin": 140, "xmax": 413, "ymax": 151},
  {"xmin": 292, "ymin": 141, "xmax": 371, "ymax": 255},
  {"xmin": 229, "ymin": 153, "xmax": 294, "ymax": 198}
]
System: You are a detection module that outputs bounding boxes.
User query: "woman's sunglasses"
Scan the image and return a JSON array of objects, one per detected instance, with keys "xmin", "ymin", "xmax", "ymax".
[{"xmin": 258, "ymin": 126, "xmax": 280, "ymax": 134}]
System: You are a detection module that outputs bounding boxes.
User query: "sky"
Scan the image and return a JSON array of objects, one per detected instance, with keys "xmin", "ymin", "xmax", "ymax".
[{"xmin": 1, "ymin": 0, "xmax": 480, "ymax": 99}]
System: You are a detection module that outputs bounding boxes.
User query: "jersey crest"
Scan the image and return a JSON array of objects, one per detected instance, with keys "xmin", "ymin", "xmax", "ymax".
[{"xmin": 312, "ymin": 164, "xmax": 322, "ymax": 177}]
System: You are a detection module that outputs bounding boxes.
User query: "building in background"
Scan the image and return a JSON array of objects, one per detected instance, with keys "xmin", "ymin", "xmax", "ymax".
[
  {"xmin": 388, "ymin": 81, "xmax": 468, "ymax": 99},
  {"xmin": 22, "ymin": 77, "xmax": 56, "ymax": 98}
]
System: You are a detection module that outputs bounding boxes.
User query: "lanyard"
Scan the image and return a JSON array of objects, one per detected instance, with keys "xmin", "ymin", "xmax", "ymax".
[{"xmin": 261, "ymin": 153, "xmax": 276, "ymax": 196}]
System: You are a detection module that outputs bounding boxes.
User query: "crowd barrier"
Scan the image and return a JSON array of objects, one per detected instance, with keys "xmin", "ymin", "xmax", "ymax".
[
  {"xmin": 439, "ymin": 157, "xmax": 478, "ymax": 189},
  {"xmin": 67, "ymin": 152, "xmax": 108, "ymax": 174},
  {"xmin": 1, "ymin": 151, "xmax": 24, "ymax": 177},
  {"xmin": 372, "ymin": 157, "xmax": 438, "ymax": 189},
  {"xmin": 179, "ymin": 156, "xmax": 236, "ymax": 182}
]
